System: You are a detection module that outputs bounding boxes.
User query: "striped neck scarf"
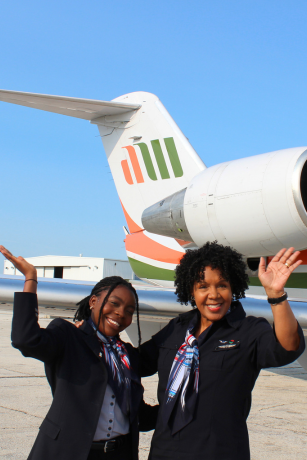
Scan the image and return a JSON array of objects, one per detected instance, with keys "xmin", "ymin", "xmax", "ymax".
[
  {"xmin": 162, "ymin": 326, "xmax": 199, "ymax": 434},
  {"xmin": 89, "ymin": 318, "xmax": 132, "ymax": 416}
]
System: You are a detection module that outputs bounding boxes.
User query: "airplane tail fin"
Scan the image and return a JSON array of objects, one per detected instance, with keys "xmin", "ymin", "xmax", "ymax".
[
  {"xmin": 92, "ymin": 91, "xmax": 205, "ymax": 231},
  {"xmin": 0, "ymin": 89, "xmax": 205, "ymax": 229},
  {"xmin": 0, "ymin": 89, "xmax": 205, "ymax": 284},
  {"xmin": 91, "ymin": 91, "xmax": 205, "ymax": 284}
]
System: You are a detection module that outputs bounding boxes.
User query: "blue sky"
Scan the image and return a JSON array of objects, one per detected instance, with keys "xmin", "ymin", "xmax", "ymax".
[{"xmin": 1, "ymin": 0, "xmax": 307, "ymax": 259}]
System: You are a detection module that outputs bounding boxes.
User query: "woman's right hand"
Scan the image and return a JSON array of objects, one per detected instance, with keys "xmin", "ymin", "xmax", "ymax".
[
  {"xmin": 0, "ymin": 246, "xmax": 37, "ymax": 293},
  {"xmin": 74, "ymin": 320, "xmax": 84, "ymax": 328}
]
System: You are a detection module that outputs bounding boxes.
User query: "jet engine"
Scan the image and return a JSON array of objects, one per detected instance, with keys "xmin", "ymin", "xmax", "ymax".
[{"xmin": 142, "ymin": 147, "xmax": 307, "ymax": 256}]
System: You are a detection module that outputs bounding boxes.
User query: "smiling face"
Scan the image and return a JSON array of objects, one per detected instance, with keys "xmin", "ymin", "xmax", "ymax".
[
  {"xmin": 192, "ymin": 266, "xmax": 233, "ymax": 333},
  {"xmin": 89, "ymin": 285, "xmax": 136, "ymax": 336}
]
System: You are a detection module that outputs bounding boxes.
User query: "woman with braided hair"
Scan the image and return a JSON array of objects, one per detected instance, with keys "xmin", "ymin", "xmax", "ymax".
[
  {"xmin": 140, "ymin": 241, "xmax": 305, "ymax": 460},
  {"xmin": 0, "ymin": 245, "xmax": 157, "ymax": 460},
  {"xmin": 74, "ymin": 276, "xmax": 142, "ymax": 347}
]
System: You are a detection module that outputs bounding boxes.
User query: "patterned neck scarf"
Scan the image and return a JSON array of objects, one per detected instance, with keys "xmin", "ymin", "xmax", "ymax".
[
  {"xmin": 162, "ymin": 325, "xmax": 199, "ymax": 434},
  {"xmin": 89, "ymin": 318, "xmax": 132, "ymax": 416}
]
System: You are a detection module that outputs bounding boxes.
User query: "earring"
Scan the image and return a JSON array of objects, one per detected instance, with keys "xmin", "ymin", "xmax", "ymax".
[
  {"xmin": 191, "ymin": 295, "xmax": 195, "ymax": 301},
  {"xmin": 90, "ymin": 306, "xmax": 94, "ymax": 310}
]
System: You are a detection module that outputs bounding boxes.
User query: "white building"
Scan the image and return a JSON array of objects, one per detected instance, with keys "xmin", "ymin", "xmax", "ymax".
[{"xmin": 4, "ymin": 255, "xmax": 134, "ymax": 282}]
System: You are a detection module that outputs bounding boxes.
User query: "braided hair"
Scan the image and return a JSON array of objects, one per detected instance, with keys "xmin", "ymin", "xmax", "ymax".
[
  {"xmin": 74, "ymin": 276, "xmax": 142, "ymax": 347},
  {"xmin": 175, "ymin": 241, "xmax": 249, "ymax": 307}
]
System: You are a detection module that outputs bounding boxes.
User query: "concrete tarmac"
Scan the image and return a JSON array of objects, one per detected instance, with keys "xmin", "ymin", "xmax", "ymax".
[{"xmin": 1, "ymin": 306, "xmax": 307, "ymax": 459}]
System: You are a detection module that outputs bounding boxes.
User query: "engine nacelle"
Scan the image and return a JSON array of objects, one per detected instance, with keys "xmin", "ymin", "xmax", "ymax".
[{"xmin": 142, "ymin": 147, "xmax": 307, "ymax": 256}]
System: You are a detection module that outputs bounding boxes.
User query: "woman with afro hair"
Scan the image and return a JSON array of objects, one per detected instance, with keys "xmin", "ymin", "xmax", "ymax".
[{"xmin": 140, "ymin": 241, "xmax": 305, "ymax": 460}]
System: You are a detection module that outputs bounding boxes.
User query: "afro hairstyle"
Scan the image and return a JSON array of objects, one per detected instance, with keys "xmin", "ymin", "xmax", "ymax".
[{"xmin": 175, "ymin": 241, "xmax": 249, "ymax": 307}]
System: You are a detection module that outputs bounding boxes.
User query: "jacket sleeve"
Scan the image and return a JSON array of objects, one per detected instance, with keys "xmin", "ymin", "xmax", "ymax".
[
  {"xmin": 11, "ymin": 292, "xmax": 67, "ymax": 363},
  {"xmin": 254, "ymin": 318, "xmax": 305, "ymax": 369},
  {"xmin": 139, "ymin": 318, "xmax": 176, "ymax": 377}
]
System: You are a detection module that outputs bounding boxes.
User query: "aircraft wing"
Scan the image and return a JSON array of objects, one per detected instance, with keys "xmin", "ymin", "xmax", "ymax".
[
  {"xmin": 2, "ymin": 274, "xmax": 307, "ymax": 326},
  {"xmin": 1, "ymin": 275, "xmax": 307, "ymax": 368},
  {"xmin": 0, "ymin": 90, "xmax": 141, "ymax": 120},
  {"xmin": 0, "ymin": 274, "xmax": 187, "ymax": 314}
]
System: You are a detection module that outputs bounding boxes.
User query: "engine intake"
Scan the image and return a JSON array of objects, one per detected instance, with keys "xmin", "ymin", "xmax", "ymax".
[{"xmin": 142, "ymin": 188, "xmax": 191, "ymax": 241}]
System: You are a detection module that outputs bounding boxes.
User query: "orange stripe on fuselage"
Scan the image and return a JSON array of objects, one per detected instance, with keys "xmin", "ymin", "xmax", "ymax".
[
  {"xmin": 123, "ymin": 146, "xmax": 144, "ymax": 183},
  {"xmin": 120, "ymin": 200, "xmax": 143, "ymax": 234},
  {"xmin": 120, "ymin": 197, "xmax": 184, "ymax": 264},
  {"xmin": 125, "ymin": 231, "xmax": 184, "ymax": 264},
  {"xmin": 121, "ymin": 160, "xmax": 134, "ymax": 185},
  {"xmin": 298, "ymin": 249, "xmax": 307, "ymax": 264},
  {"xmin": 268, "ymin": 248, "xmax": 307, "ymax": 264}
]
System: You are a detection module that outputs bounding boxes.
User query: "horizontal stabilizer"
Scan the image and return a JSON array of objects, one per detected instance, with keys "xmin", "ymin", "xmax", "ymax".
[{"xmin": 0, "ymin": 89, "xmax": 141, "ymax": 120}]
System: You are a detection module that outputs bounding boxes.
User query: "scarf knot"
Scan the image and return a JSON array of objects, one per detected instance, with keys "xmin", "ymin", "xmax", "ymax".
[
  {"xmin": 89, "ymin": 319, "xmax": 132, "ymax": 416},
  {"xmin": 162, "ymin": 325, "xmax": 199, "ymax": 434}
]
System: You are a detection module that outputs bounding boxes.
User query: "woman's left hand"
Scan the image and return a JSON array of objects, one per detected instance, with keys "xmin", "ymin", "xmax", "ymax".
[{"xmin": 258, "ymin": 247, "xmax": 302, "ymax": 298}]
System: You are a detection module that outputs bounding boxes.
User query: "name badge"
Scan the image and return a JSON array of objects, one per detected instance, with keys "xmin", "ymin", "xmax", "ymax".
[{"xmin": 214, "ymin": 340, "xmax": 240, "ymax": 351}]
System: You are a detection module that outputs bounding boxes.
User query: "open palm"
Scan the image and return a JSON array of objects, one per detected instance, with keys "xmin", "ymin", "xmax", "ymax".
[
  {"xmin": 0, "ymin": 246, "xmax": 36, "ymax": 278},
  {"xmin": 258, "ymin": 247, "xmax": 302, "ymax": 296}
]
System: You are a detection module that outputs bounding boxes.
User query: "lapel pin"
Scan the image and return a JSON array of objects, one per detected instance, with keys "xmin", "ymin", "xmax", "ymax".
[{"xmin": 99, "ymin": 352, "xmax": 102, "ymax": 358}]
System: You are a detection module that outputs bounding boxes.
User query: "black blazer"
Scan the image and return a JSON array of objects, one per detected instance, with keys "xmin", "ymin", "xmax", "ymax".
[
  {"xmin": 11, "ymin": 292, "xmax": 155, "ymax": 460},
  {"xmin": 139, "ymin": 304, "xmax": 305, "ymax": 460}
]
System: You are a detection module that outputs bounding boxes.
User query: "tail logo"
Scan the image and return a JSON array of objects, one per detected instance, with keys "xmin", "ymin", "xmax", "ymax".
[{"xmin": 121, "ymin": 137, "xmax": 183, "ymax": 184}]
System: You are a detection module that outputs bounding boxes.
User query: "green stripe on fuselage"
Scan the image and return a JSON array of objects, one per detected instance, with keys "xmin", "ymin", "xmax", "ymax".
[
  {"xmin": 164, "ymin": 137, "xmax": 183, "ymax": 178},
  {"xmin": 128, "ymin": 257, "xmax": 175, "ymax": 281},
  {"xmin": 129, "ymin": 259, "xmax": 307, "ymax": 288},
  {"xmin": 151, "ymin": 139, "xmax": 170, "ymax": 180},
  {"xmin": 249, "ymin": 273, "xmax": 307, "ymax": 289},
  {"xmin": 135, "ymin": 143, "xmax": 157, "ymax": 180}
]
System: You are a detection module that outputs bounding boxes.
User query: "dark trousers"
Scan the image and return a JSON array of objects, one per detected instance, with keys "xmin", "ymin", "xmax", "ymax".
[
  {"xmin": 87, "ymin": 448, "xmax": 132, "ymax": 460},
  {"xmin": 87, "ymin": 435, "xmax": 132, "ymax": 460}
]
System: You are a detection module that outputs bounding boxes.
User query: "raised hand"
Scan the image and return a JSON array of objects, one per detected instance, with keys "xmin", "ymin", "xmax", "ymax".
[
  {"xmin": 258, "ymin": 247, "xmax": 302, "ymax": 298},
  {"xmin": 0, "ymin": 246, "xmax": 37, "ymax": 279}
]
